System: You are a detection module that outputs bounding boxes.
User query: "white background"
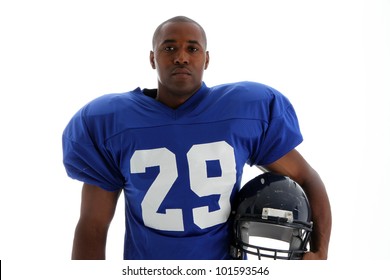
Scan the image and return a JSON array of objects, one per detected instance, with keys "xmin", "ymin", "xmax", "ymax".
[{"xmin": 1, "ymin": 0, "xmax": 389, "ymax": 277}]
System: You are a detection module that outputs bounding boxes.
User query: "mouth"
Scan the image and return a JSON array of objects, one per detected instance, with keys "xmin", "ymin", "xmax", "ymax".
[{"xmin": 172, "ymin": 67, "xmax": 191, "ymax": 76}]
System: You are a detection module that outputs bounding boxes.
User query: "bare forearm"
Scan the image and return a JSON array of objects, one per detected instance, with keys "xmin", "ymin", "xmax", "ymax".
[
  {"xmin": 301, "ymin": 168, "xmax": 332, "ymax": 259},
  {"xmin": 71, "ymin": 220, "xmax": 108, "ymax": 260}
]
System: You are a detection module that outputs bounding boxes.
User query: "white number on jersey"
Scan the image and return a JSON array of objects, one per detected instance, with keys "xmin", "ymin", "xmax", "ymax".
[{"xmin": 130, "ymin": 141, "xmax": 236, "ymax": 231}]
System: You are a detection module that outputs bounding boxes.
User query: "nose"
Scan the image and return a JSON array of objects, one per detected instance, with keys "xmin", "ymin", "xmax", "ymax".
[{"xmin": 174, "ymin": 49, "xmax": 189, "ymax": 65}]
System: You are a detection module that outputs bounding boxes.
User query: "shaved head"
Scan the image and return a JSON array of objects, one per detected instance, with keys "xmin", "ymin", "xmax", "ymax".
[{"xmin": 152, "ymin": 16, "xmax": 207, "ymax": 50}]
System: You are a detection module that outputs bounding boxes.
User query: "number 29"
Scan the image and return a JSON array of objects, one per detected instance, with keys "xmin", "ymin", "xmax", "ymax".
[{"xmin": 130, "ymin": 141, "xmax": 236, "ymax": 231}]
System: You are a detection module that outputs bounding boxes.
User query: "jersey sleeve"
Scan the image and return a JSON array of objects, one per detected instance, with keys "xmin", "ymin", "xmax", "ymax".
[
  {"xmin": 62, "ymin": 105, "xmax": 124, "ymax": 191},
  {"xmin": 248, "ymin": 87, "xmax": 303, "ymax": 166}
]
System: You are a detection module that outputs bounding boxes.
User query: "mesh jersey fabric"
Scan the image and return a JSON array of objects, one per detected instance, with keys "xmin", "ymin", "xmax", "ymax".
[{"xmin": 62, "ymin": 81, "xmax": 303, "ymax": 259}]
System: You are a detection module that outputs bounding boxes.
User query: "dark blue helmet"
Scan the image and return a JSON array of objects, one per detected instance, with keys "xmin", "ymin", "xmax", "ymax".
[{"xmin": 231, "ymin": 172, "xmax": 313, "ymax": 260}]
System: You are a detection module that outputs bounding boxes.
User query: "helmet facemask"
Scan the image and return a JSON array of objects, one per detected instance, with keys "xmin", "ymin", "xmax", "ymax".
[{"xmin": 234, "ymin": 216, "xmax": 312, "ymax": 260}]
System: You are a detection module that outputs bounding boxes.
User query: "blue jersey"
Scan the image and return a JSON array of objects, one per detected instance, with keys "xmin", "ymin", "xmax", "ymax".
[{"xmin": 62, "ymin": 81, "xmax": 303, "ymax": 259}]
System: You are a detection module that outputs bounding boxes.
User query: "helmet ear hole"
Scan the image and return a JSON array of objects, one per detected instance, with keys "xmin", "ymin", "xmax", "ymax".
[{"xmin": 231, "ymin": 172, "xmax": 313, "ymax": 260}]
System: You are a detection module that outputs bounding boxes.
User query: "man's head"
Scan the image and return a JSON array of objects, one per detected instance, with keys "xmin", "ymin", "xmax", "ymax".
[
  {"xmin": 151, "ymin": 16, "xmax": 208, "ymax": 51},
  {"xmin": 150, "ymin": 16, "xmax": 210, "ymax": 108}
]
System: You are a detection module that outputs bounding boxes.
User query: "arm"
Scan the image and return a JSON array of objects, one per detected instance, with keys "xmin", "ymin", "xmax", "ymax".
[
  {"xmin": 72, "ymin": 183, "xmax": 122, "ymax": 260},
  {"xmin": 259, "ymin": 149, "xmax": 332, "ymax": 260}
]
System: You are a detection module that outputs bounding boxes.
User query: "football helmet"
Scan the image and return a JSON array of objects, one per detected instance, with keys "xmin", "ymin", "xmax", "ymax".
[{"xmin": 231, "ymin": 172, "xmax": 313, "ymax": 260}]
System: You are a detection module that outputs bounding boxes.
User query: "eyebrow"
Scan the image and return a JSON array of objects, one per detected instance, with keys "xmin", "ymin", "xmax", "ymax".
[{"xmin": 162, "ymin": 39, "xmax": 201, "ymax": 45}]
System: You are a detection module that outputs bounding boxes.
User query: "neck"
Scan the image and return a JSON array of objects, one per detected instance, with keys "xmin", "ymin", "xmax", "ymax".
[{"xmin": 156, "ymin": 83, "xmax": 202, "ymax": 109}]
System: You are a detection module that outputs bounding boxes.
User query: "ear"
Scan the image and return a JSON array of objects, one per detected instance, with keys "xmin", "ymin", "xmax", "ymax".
[
  {"xmin": 150, "ymin": 51, "xmax": 156, "ymax": 69},
  {"xmin": 204, "ymin": 51, "xmax": 210, "ymax": 70}
]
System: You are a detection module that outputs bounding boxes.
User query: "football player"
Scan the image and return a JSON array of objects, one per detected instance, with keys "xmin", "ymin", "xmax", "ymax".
[{"xmin": 63, "ymin": 16, "xmax": 331, "ymax": 260}]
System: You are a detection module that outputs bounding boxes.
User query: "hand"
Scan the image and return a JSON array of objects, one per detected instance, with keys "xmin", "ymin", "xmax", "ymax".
[{"xmin": 302, "ymin": 251, "xmax": 327, "ymax": 260}]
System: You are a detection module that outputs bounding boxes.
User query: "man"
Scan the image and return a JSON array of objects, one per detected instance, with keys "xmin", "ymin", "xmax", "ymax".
[{"xmin": 62, "ymin": 16, "xmax": 331, "ymax": 260}]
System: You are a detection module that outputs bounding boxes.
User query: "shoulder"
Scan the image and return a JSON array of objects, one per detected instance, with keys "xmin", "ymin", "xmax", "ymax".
[
  {"xmin": 64, "ymin": 88, "xmax": 144, "ymax": 141},
  {"xmin": 210, "ymin": 81, "xmax": 286, "ymax": 102},
  {"xmin": 81, "ymin": 88, "xmax": 143, "ymax": 117},
  {"xmin": 208, "ymin": 81, "xmax": 293, "ymax": 118}
]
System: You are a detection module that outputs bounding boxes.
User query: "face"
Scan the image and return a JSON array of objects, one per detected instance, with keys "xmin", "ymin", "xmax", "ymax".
[{"xmin": 150, "ymin": 22, "xmax": 209, "ymax": 108}]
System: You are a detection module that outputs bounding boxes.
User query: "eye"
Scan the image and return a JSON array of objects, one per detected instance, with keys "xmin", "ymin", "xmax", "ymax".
[
  {"xmin": 188, "ymin": 47, "xmax": 199, "ymax": 53},
  {"xmin": 164, "ymin": 46, "xmax": 175, "ymax": 52}
]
